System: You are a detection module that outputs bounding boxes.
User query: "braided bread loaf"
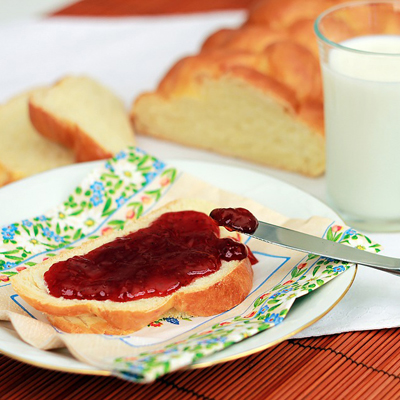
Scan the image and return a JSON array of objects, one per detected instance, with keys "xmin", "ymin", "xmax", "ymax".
[{"xmin": 131, "ymin": 0, "xmax": 345, "ymax": 176}]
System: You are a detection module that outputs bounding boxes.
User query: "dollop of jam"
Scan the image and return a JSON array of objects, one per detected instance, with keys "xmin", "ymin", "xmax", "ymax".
[
  {"xmin": 210, "ymin": 207, "xmax": 259, "ymax": 234},
  {"xmin": 44, "ymin": 211, "xmax": 250, "ymax": 302}
]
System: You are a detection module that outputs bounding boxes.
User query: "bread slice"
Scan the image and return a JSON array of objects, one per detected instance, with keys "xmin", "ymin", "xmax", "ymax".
[
  {"xmin": 11, "ymin": 199, "xmax": 253, "ymax": 335},
  {"xmin": 29, "ymin": 76, "xmax": 135, "ymax": 162},
  {"xmin": 0, "ymin": 90, "xmax": 75, "ymax": 186}
]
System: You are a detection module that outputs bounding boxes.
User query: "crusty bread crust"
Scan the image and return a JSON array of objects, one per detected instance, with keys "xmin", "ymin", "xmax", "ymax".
[
  {"xmin": 29, "ymin": 76, "xmax": 135, "ymax": 162},
  {"xmin": 29, "ymin": 100, "xmax": 112, "ymax": 162},
  {"xmin": 11, "ymin": 199, "xmax": 254, "ymax": 335}
]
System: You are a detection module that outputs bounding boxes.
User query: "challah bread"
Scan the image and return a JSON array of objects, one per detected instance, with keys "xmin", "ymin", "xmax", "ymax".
[
  {"xmin": 131, "ymin": 50, "xmax": 324, "ymax": 176},
  {"xmin": 131, "ymin": 0, "xmax": 332, "ymax": 176},
  {"xmin": 0, "ymin": 90, "xmax": 75, "ymax": 186},
  {"xmin": 29, "ymin": 76, "xmax": 135, "ymax": 162},
  {"xmin": 11, "ymin": 199, "xmax": 254, "ymax": 335}
]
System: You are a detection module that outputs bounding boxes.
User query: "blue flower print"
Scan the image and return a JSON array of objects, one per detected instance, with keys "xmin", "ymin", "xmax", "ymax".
[
  {"xmin": 2, "ymin": 231, "xmax": 14, "ymax": 240},
  {"xmin": 42, "ymin": 227, "xmax": 54, "ymax": 238},
  {"xmin": 105, "ymin": 162, "xmax": 115, "ymax": 172},
  {"xmin": 199, "ymin": 336, "xmax": 226, "ymax": 346},
  {"xmin": 115, "ymin": 151, "xmax": 127, "ymax": 160},
  {"xmin": 3, "ymin": 224, "xmax": 17, "ymax": 232},
  {"xmin": 90, "ymin": 181, "xmax": 105, "ymax": 193},
  {"xmin": 165, "ymin": 317, "xmax": 179, "ymax": 325},
  {"xmin": 116, "ymin": 196, "xmax": 126, "ymax": 207},
  {"xmin": 37, "ymin": 215, "xmax": 47, "ymax": 222},
  {"xmin": 153, "ymin": 160, "xmax": 166, "ymax": 170},
  {"xmin": 90, "ymin": 192, "xmax": 103, "ymax": 206},
  {"xmin": 264, "ymin": 313, "xmax": 284, "ymax": 325},
  {"xmin": 343, "ymin": 228, "xmax": 357, "ymax": 237},
  {"xmin": 53, "ymin": 234, "xmax": 64, "ymax": 243},
  {"xmin": 333, "ymin": 265, "xmax": 346, "ymax": 273},
  {"xmin": 1, "ymin": 225, "xmax": 16, "ymax": 240},
  {"xmin": 4, "ymin": 261, "xmax": 16, "ymax": 269},
  {"xmin": 22, "ymin": 220, "xmax": 33, "ymax": 227},
  {"xmin": 144, "ymin": 172, "xmax": 157, "ymax": 184},
  {"xmin": 258, "ymin": 305, "xmax": 269, "ymax": 315},
  {"xmin": 270, "ymin": 291, "xmax": 281, "ymax": 299}
]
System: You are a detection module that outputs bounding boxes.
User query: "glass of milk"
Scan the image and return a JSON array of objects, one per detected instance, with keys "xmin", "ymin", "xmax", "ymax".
[{"xmin": 315, "ymin": 0, "xmax": 400, "ymax": 231}]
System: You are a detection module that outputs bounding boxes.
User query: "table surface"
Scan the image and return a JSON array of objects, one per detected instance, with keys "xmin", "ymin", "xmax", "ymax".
[{"xmin": 1, "ymin": 1, "xmax": 400, "ymax": 399}]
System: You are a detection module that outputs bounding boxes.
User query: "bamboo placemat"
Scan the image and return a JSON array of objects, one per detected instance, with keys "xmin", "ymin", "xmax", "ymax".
[
  {"xmin": 1, "ymin": 1, "xmax": 400, "ymax": 399},
  {"xmin": 2, "ymin": 329, "xmax": 400, "ymax": 399},
  {"xmin": 51, "ymin": 0, "xmax": 255, "ymax": 16}
]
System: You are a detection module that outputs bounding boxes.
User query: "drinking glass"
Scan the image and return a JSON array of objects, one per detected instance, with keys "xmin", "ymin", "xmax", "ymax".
[{"xmin": 315, "ymin": 0, "xmax": 400, "ymax": 231}]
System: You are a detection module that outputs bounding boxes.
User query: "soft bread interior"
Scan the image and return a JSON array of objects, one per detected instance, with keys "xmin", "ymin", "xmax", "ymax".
[
  {"xmin": 133, "ymin": 76, "xmax": 324, "ymax": 176},
  {"xmin": 0, "ymin": 90, "xmax": 75, "ymax": 185}
]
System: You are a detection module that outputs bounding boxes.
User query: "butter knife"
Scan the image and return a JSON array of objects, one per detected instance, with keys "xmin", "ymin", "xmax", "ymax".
[
  {"xmin": 209, "ymin": 207, "xmax": 399, "ymax": 277},
  {"xmin": 251, "ymin": 221, "xmax": 400, "ymax": 276}
]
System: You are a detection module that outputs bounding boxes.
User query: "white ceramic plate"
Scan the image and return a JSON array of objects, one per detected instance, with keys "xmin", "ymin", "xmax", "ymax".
[{"xmin": 0, "ymin": 159, "xmax": 356, "ymax": 375}]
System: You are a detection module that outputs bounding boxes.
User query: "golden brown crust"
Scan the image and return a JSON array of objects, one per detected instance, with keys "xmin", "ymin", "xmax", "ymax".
[
  {"xmin": 260, "ymin": 41, "xmax": 322, "ymax": 103},
  {"xmin": 173, "ymin": 258, "xmax": 253, "ymax": 316},
  {"xmin": 201, "ymin": 26, "xmax": 286, "ymax": 54},
  {"xmin": 29, "ymin": 101, "xmax": 113, "ymax": 162},
  {"xmin": 157, "ymin": 52, "xmax": 259, "ymax": 97}
]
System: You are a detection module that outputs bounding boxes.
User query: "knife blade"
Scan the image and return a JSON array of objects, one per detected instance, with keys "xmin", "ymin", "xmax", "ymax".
[{"xmin": 251, "ymin": 221, "xmax": 400, "ymax": 276}]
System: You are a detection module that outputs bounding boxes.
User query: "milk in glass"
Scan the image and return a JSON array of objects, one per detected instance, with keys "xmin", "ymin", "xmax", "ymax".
[{"xmin": 323, "ymin": 35, "xmax": 400, "ymax": 228}]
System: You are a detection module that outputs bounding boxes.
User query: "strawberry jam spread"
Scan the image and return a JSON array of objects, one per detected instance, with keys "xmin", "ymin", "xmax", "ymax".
[
  {"xmin": 44, "ymin": 211, "xmax": 250, "ymax": 302},
  {"xmin": 210, "ymin": 207, "xmax": 259, "ymax": 234}
]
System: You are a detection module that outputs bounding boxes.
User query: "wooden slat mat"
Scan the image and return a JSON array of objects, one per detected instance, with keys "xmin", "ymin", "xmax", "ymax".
[
  {"xmin": 2, "ymin": 1, "xmax": 400, "ymax": 399},
  {"xmin": 2, "ymin": 328, "xmax": 400, "ymax": 399}
]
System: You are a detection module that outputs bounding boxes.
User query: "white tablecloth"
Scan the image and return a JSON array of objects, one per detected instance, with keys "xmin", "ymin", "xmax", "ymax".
[{"xmin": 1, "ymin": 14, "xmax": 399, "ymax": 338}]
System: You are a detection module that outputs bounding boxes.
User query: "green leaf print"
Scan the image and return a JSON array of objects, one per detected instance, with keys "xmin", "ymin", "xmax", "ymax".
[
  {"xmin": 102, "ymin": 198, "xmax": 112, "ymax": 215},
  {"xmin": 69, "ymin": 209, "xmax": 84, "ymax": 216},
  {"xmin": 73, "ymin": 229, "xmax": 82, "ymax": 241}
]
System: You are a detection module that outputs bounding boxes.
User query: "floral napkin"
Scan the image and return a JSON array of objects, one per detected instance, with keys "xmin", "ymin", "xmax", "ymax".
[{"xmin": 0, "ymin": 147, "xmax": 380, "ymax": 382}]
